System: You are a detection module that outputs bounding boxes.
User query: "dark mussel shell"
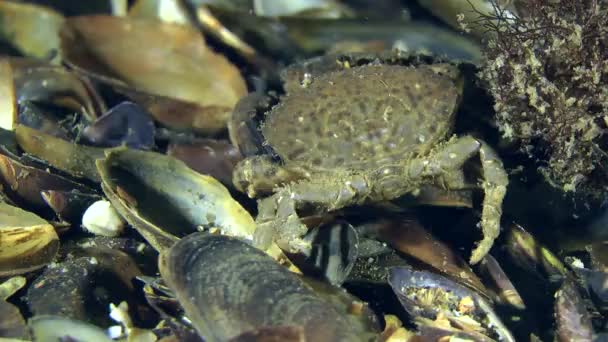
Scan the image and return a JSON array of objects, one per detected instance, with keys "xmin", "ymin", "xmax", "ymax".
[
  {"xmin": 80, "ymin": 101, "xmax": 155, "ymax": 150},
  {"xmin": 159, "ymin": 233, "xmax": 379, "ymax": 342}
]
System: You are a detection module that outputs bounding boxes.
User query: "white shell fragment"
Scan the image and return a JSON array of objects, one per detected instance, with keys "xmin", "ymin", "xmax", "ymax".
[{"xmin": 82, "ymin": 200, "xmax": 126, "ymax": 237}]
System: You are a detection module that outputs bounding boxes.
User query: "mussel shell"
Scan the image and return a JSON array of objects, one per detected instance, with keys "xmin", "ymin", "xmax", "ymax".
[
  {"xmin": 356, "ymin": 216, "xmax": 490, "ymax": 299},
  {"xmin": 15, "ymin": 124, "xmax": 105, "ymax": 183},
  {"xmin": 26, "ymin": 248, "xmax": 144, "ymax": 327},
  {"xmin": 59, "ymin": 15, "xmax": 248, "ymax": 135},
  {"xmin": 505, "ymin": 223, "xmax": 568, "ymax": 282},
  {"xmin": 11, "ymin": 57, "xmax": 106, "ymax": 121},
  {"xmin": 0, "ymin": 1, "xmax": 64, "ymax": 62},
  {"xmin": 159, "ymin": 233, "xmax": 378, "ymax": 342},
  {"xmin": 477, "ymin": 254, "xmax": 525, "ymax": 310},
  {"xmin": 80, "ymin": 101, "xmax": 155, "ymax": 150},
  {"xmin": 96, "ymin": 147, "xmax": 256, "ymax": 252},
  {"xmin": 0, "ymin": 276, "xmax": 27, "ymax": 338},
  {"xmin": 554, "ymin": 278, "xmax": 593, "ymax": 342},
  {"xmin": 167, "ymin": 139, "xmax": 243, "ymax": 187},
  {"xmin": 388, "ymin": 266, "xmax": 515, "ymax": 342},
  {"xmin": 0, "ymin": 203, "xmax": 59, "ymax": 276}
]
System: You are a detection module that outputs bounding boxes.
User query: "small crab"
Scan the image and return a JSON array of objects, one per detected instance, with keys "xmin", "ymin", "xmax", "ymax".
[{"xmin": 229, "ymin": 52, "xmax": 508, "ymax": 265}]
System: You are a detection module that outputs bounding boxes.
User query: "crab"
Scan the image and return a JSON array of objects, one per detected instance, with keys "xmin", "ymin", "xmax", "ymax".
[{"xmin": 229, "ymin": 52, "xmax": 508, "ymax": 265}]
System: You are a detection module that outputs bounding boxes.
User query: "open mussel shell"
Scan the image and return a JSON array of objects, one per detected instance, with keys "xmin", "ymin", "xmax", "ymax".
[
  {"xmin": 159, "ymin": 233, "xmax": 379, "ymax": 342},
  {"xmin": 60, "ymin": 15, "xmax": 248, "ymax": 135},
  {"xmin": 388, "ymin": 266, "xmax": 515, "ymax": 342},
  {"xmin": 0, "ymin": 1, "xmax": 64, "ymax": 62},
  {"xmin": 96, "ymin": 147, "xmax": 256, "ymax": 252},
  {"xmin": 0, "ymin": 202, "xmax": 59, "ymax": 276},
  {"xmin": 356, "ymin": 215, "xmax": 490, "ymax": 299}
]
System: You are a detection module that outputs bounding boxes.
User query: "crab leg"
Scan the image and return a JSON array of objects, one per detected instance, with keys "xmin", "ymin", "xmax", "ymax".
[
  {"xmin": 374, "ymin": 135, "xmax": 508, "ymax": 265},
  {"xmin": 419, "ymin": 136, "xmax": 508, "ymax": 264},
  {"xmin": 470, "ymin": 141, "xmax": 508, "ymax": 264},
  {"xmin": 254, "ymin": 173, "xmax": 372, "ymax": 253}
]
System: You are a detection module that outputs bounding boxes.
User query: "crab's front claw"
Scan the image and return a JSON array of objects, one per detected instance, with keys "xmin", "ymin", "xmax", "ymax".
[
  {"xmin": 254, "ymin": 193, "xmax": 312, "ymax": 255},
  {"xmin": 233, "ymin": 156, "xmax": 311, "ymax": 198}
]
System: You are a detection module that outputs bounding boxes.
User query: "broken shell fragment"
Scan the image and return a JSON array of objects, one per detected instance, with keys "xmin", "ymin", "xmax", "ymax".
[
  {"xmin": 96, "ymin": 147, "xmax": 257, "ymax": 252},
  {"xmin": 81, "ymin": 200, "xmax": 126, "ymax": 237},
  {"xmin": 0, "ymin": 153, "xmax": 96, "ymax": 215},
  {"xmin": 0, "ymin": 202, "xmax": 59, "ymax": 276},
  {"xmin": 159, "ymin": 233, "xmax": 379, "ymax": 342},
  {"xmin": 15, "ymin": 124, "xmax": 105, "ymax": 183},
  {"xmin": 41, "ymin": 190, "xmax": 101, "ymax": 225}
]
